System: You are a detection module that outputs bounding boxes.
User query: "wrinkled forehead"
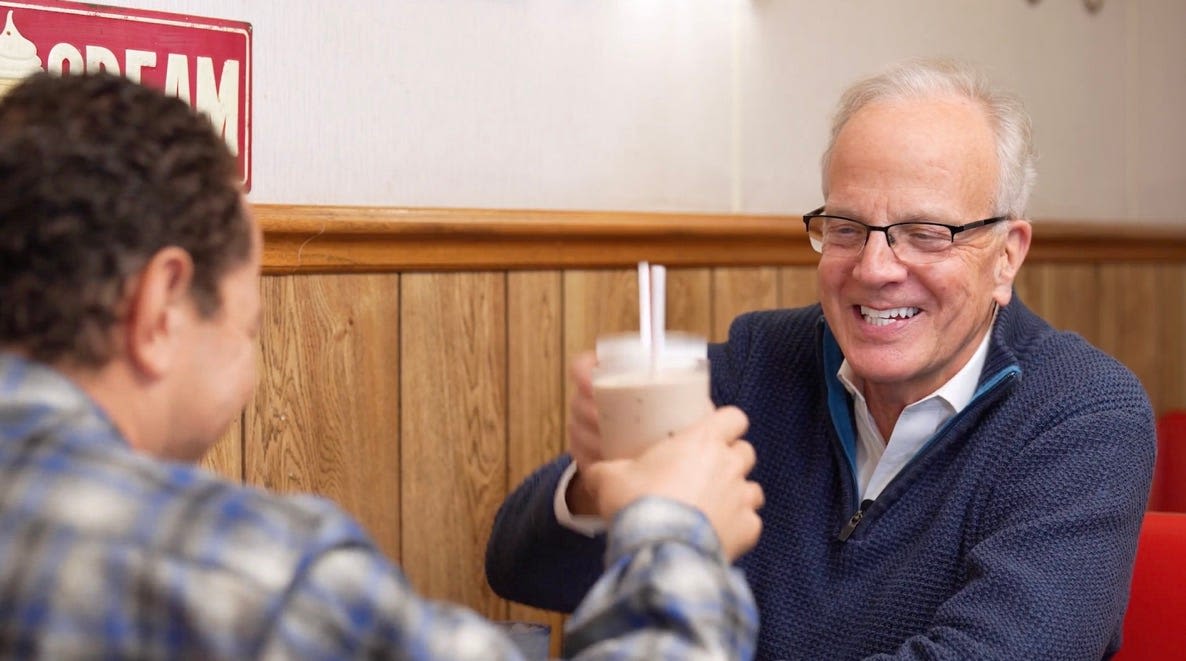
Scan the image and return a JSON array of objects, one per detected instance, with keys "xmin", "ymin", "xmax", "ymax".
[{"xmin": 824, "ymin": 97, "xmax": 998, "ymax": 214}]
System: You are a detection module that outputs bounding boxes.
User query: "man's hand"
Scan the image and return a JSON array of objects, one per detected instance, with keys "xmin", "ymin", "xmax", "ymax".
[
  {"xmin": 567, "ymin": 351, "xmax": 603, "ymax": 468},
  {"xmin": 582, "ymin": 406, "xmax": 763, "ymax": 562},
  {"xmin": 565, "ymin": 351, "xmax": 604, "ymax": 516}
]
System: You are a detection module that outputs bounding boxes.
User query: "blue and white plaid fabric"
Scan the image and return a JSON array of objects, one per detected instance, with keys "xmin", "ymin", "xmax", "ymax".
[{"xmin": 0, "ymin": 353, "xmax": 756, "ymax": 659}]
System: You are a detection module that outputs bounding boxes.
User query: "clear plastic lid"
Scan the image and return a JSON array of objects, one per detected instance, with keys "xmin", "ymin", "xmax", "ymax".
[{"xmin": 595, "ymin": 331, "xmax": 707, "ymax": 373}]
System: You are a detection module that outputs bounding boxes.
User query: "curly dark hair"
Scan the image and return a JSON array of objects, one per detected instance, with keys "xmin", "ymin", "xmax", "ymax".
[{"xmin": 0, "ymin": 72, "xmax": 251, "ymax": 367}]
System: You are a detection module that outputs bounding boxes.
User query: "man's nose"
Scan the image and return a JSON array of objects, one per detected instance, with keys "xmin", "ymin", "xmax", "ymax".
[{"xmin": 853, "ymin": 229, "xmax": 907, "ymax": 279}]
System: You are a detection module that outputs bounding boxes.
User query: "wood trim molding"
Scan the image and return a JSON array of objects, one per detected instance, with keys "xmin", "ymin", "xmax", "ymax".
[{"xmin": 255, "ymin": 204, "xmax": 1186, "ymax": 274}]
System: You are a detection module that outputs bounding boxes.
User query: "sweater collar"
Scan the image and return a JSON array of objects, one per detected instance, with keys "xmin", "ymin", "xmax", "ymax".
[{"xmin": 817, "ymin": 294, "xmax": 1028, "ymax": 478}]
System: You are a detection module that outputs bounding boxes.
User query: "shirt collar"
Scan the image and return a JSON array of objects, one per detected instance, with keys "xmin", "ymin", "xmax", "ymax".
[
  {"xmin": 837, "ymin": 321, "xmax": 994, "ymax": 415},
  {"xmin": 0, "ymin": 352, "xmax": 128, "ymax": 449}
]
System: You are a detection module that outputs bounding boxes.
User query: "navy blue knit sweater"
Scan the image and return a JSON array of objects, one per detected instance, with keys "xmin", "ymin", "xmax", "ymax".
[{"xmin": 486, "ymin": 298, "xmax": 1155, "ymax": 659}]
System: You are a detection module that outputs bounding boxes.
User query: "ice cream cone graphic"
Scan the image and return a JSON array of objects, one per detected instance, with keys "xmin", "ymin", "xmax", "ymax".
[{"xmin": 0, "ymin": 11, "xmax": 43, "ymax": 98}]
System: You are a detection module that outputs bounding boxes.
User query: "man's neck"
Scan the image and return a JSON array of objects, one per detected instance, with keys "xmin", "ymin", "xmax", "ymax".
[
  {"xmin": 54, "ymin": 358, "xmax": 165, "ymax": 458},
  {"xmin": 854, "ymin": 319, "xmax": 997, "ymax": 440}
]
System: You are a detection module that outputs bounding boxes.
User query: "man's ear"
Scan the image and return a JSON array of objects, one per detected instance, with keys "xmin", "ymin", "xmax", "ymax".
[
  {"xmin": 992, "ymin": 220, "xmax": 1032, "ymax": 307},
  {"xmin": 123, "ymin": 247, "xmax": 195, "ymax": 378}
]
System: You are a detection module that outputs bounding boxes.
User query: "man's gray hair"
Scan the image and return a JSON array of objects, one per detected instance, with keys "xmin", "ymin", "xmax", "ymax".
[{"xmin": 820, "ymin": 58, "xmax": 1037, "ymax": 219}]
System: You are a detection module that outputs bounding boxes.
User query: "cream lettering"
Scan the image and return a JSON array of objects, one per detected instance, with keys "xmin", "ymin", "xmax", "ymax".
[
  {"xmin": 195, "ymin": 57, "xmax": 239, "ymax": 155},
  {"xmin": 163, "ymin": 52, "xmax": 190, "ymax": 102},
  {"xmin": 46, "ymin": 43, "xmax": 240, "ymax": 157},
  {"xmin": 124, "ymin": 49, "xmax": 156, "ymax": 84},
  {"xmin": 46, "ymin": 42, "xmax": 82, "ymax": 74},
  {"xmin": 85, "ymin": 45, "xmax": 119, "ymax": 75}
]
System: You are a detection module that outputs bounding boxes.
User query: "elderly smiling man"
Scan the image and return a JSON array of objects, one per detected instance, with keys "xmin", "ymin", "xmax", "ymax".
[{"xmin": 487, "ymin": 58, "xmax": 1156, "ymax": 659}]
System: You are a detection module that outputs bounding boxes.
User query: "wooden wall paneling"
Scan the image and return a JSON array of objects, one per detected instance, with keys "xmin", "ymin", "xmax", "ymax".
[
  {"xmin": 256, "ymin": 204, "xmax": 1186, "ymax": 273},
  {"xmin": 666, "ymin": 268, "xmax": 713, "ymax": 339},
  {"xmin": 246, "ymin": 273, "xmax": 402, "ymax": 559},
  {"xmin": 559, "ymin": 267, "xmax": 711, "ymax": 346},
  {"xmin": 400, "ymin": 272, "xmax": 507, "ymax": 614},
  {"xmin": 505, "ymin": 271, "xmax": 567, "ymax": 655},
  {"xmin": 562, "ymin": 268, "xmax": 640, "ymax": 361},
  {"xmin": 1157, "ymin": 264, "xmax": 1186, "ymax": 413},
  {"xmin": 778, "ymin": 265, "xmax": 820, "ymax": 309},
  {"xmin": 1011, "ymin": 264, "xmax": 1044, "ymax": 313},
  {"xmin": 1098, "ymin": 264, "xmax": 1163, "ymax": 412},
  {"xmin": 257, "ymin": 205, "xmax": 815, "ymax": 272},
  {"xmin": 1015, "ymin": 264, "xmax": 1101, "ymax": 343},
  {"xmin": 505, "ymin": 272, "xmax": 565, "ymax": 490},
  {"xmin": 228, "ymin": 208, "xmax": 1186, "ymax": 646},
  {"xmin": 201, "ymin": 416, "xmax": 243, "ymax": 482},
  {"xmin": 711, "ymin": 267, "xmax": 779, "ymax": 342}
]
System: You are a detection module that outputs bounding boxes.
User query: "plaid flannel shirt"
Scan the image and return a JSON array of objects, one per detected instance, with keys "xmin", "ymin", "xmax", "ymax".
[{"xmin": 0, "ymin": 354, "xmax": 756, "ymax": 659}]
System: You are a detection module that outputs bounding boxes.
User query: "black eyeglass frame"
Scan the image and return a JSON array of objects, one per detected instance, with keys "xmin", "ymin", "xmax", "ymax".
[{"xmin": 801, "ymin": 206, "xmax": 1010, "ymax": 256}]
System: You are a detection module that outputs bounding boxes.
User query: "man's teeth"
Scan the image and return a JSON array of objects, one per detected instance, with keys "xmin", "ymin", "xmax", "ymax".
[{"xmin": 860, "ymin": 306, "xmax": 920, "ymax": 327}]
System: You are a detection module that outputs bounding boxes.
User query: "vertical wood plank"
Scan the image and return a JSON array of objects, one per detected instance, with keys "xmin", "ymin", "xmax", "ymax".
[
  {"xmin": 666, "ymin": 267, "xmax": 712, "ymax": 338},
  {"xmin": 246, "ymin": 273, "xmax": 402, "ymax": 559},
  {"xmin": 563, "ymin": 268, "xmax": 639, "ymax": 362},
  {"xmin": 1157, "ymin": 264, "xmax": 1186, "ymax": 414},
  {"xmin": 506, "ymin": 271, "xmax": 565, "ymax": 490},
  {"xmin": 200, "ymin": 418, "xmax": 243, "ymax": 481},
  {"xmin": 1011, "ymin": 262, "xmax": 1044, "ymax": 312},
  {"xmin": 401, "ymin": 272, "xmax": 506, "ymax": 614},
  {"xmin": 778, "ymin": 265, "xmax": 820, "ymax": 309},
  {"xmin": 505, "ymin": 271, "xmax": 566, "ymax": 656},
  {"xmin": 561, "ymin": 267, "xmax": 711, "ymax": 341},
  {"xmin": 1023, "ymin": 264, "xmax": 1100, "ymax": 342},
  {"xmin": 1099, "ymin": 264, "xmax": 1162, "ymax": 412},
  {"xmin": 711, "ymin": 267, "xmax": 779, "ymax": 342}
]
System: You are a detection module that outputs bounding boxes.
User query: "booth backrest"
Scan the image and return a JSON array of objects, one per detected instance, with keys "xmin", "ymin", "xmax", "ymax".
[
  {"xmin": 1115, "ymin": 511, "xmax": 1186, "ymax": 659},
  {"xmin": 1149, "ymin": 412, "xmax": 1186, "ymax": 512}
]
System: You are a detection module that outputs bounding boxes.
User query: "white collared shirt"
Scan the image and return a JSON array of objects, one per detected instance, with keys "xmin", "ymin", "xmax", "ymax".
[{"xmin": 839, "ymin": 327, "xmax": 992, "ymax": 502}]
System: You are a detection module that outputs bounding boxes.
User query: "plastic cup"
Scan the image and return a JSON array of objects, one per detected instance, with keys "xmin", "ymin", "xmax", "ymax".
[{"xmin": 592, "ymin": 332, "xmax": 713, "ymax": 459}]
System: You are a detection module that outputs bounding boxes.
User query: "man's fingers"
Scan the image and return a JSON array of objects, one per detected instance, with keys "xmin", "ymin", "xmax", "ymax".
[
  {"xmin": 569, "ymin": 351, "xmax": 597, "ymax": 396},
  {"xmin": 701, "ymin": 405, "xmax": 749, "ymax": 442},
  {"xmin": 723, "ymin": 508, "xmax": 764, "ymax": 562},
  {"xmin": 745, "ymin": 480, "xmax": 765, "ymax": 510},
  {"xmin": 729, "ymin": 439, "xmax": 757, "ymax": 475},
  {"xmin": 572, "ymin": 394, "xmax": 599, "ymax": 427}
]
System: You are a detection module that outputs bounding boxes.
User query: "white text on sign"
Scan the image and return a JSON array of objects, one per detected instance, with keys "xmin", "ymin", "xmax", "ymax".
[{"xmin": 45, "ymin": 44, "xmax": 240, "ymax": 156}]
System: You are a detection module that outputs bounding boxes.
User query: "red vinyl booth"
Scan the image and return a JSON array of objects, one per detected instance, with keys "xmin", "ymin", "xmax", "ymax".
[
  {"xmin": 1114, "ymin": 511, "xmax": 1186, "ymax": 659},
  {"xmin": 1148, "ymin": 411, "xmax": 1186, "ymax": 512}
]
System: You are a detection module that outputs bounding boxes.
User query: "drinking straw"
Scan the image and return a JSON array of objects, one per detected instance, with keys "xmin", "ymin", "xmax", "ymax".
[
  {"xmin": 650, "ymin": 264, "xmax": 666, "ymax": 375},
  {"xmin": 638, "ymin": 261, "xmax": 651, "ymax": 351}
]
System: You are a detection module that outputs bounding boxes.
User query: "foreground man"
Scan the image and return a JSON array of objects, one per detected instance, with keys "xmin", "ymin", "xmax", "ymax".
[
  {"xmin": 0, "ymin": 72, "xmax": 763, "ymax": 659},
  {"xmin": 487, "ymin": 58, "xmax": 1155, "ymax": 659}
]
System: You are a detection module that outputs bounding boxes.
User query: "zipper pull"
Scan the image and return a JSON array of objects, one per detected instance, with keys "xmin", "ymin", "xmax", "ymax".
[{"xmin": 838, "ymin": 499, "xmax": 873, "ymax": 542}]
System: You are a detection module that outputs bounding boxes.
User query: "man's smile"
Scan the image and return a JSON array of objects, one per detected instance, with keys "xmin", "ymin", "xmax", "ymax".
[{"xmin": 858, "ymin": 305, "xmax": 921, "ymax": 327}]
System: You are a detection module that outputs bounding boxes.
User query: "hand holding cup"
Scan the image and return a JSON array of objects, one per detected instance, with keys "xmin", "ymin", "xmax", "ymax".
[{"xmin": 582, "ymin": 406, "xmax": 764, "ymax": 562}]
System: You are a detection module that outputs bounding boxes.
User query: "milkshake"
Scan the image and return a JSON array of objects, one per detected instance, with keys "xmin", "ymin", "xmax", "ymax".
[{"xmin": 592, "ymin": 332, "xmax": 712, "ymax": 459}]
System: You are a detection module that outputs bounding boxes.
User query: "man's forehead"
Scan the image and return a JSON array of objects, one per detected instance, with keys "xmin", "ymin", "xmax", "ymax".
[
  {"xmin": 826, "ymin": 99, "xmax": 997, "ymax": 213},
  {"xmin": 841, "ymin": 96, "xmax": 993, "ymax": 147}
]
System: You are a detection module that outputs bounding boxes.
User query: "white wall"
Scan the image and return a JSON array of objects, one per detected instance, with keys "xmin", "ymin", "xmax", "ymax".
[{"xmin": 99, "ymin": 1, "xmax": 1186, "ymax": 222}]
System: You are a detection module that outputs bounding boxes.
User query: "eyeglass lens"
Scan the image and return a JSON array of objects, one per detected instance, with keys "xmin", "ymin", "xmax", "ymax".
[{"xmin": 807, "ymin": 217, "xmax": 954, "ymax": 264}]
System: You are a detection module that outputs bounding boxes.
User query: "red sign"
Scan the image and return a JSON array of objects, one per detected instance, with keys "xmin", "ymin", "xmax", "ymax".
[{"xmin": 0, "ymin": 0, "xmax": 252, "ymax": 189}]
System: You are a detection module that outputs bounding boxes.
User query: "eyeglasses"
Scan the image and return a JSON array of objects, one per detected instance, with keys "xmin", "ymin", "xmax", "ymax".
[{"xmin": 802, "ymin": 206, "xmax": 1009, "ymax": 265}]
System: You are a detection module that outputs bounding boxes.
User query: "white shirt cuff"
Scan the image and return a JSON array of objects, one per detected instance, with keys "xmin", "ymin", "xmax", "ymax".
[{"xmin": 553, "ymin": 462, "xmax": 608, "ymax": 537}]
